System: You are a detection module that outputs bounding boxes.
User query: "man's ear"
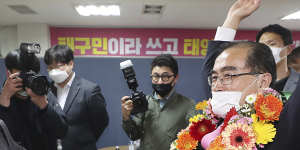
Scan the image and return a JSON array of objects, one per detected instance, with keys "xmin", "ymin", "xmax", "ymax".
[
  {"xmin": 173, "ymin": 74, "xmax": 179, "ymax": 85},
  {"xmin": 68, "ymin": 60, "xmax": 74, "ymax": 69},
  {"xmin": 259, "ymin": 73, "xmax": 272, "ymax": 89}
]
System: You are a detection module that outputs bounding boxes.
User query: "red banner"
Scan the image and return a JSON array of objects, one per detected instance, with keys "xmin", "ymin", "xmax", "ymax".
[{"xmin": 50, "ymin": 27, "xmax": 300, "ymax": 58}]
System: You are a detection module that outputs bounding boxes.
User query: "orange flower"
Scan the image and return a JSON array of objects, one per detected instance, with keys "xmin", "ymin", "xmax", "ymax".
[
  {"xmin": 196, "ymin": 100, "xmax": 208, "ymax": 111},
  {"xmin": 254, "ymin": 94, "xmax": 283, "ymax": 122},
  {"xmin": 207, "ymin": 136, "xmax": 225, "ymax": 150},
  {"xmin": 176, "ymin": 131, "xmax": 198, "ymax": 150}
]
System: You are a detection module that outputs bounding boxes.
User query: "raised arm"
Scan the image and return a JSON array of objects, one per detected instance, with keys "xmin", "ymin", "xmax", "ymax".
[{"xmin": 223, "ymin": 0, "xmax": 261, "ymax": 30}]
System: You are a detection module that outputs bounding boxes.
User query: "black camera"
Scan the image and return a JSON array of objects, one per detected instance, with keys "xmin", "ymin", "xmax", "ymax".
[
  {"xmin": 120, "ymin": 60, "xmax": 148, "ymax": 115},
  {"xmin": 19, "ymin": 43, "xmax": 49, "ymax": 96}
]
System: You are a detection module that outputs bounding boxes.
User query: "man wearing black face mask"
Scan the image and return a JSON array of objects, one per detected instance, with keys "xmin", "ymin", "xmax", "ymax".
[{"xmin": 121, "ymin": 54, "xmax": 197, "ymax": 150}]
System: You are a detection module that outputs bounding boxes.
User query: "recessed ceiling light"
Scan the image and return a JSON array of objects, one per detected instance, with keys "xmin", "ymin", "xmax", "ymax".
[
  {"xmin": 8, "ymin": 5, "xmax": 37, "ymax": 14},
  {"xmin": 75, "ymin": 5, "xmax": 120, "ymax": 16},
  {"xmin": 143, "ymin": 4, "xmax": 164, "ymax": 15},
  {"xmin": 282, "ymin": 10, "xmax": 300, "ymax": 20}
]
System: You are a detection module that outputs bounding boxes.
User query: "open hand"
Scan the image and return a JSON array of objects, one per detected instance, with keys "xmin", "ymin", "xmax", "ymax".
[{"xmin": 223, "ymin": 0, "xmax": 261, "ymax": 29}]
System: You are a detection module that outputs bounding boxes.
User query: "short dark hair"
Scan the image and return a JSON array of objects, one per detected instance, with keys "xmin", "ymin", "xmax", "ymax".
[
  {"xmin": 44, "ymin": 45, "xmax": 74, "ymax": 65},
  {"xmin": 256, "ymin": 24, "xmax": 293, "ymax": 46},
  {"xmin": 151, "ymin": 54, "xmax": 178, "ymax": 75},
  {"xmin": 5, "ymin": 49, "xmax": 40, "ymax": 73},
  {"xmin": 221, "ymin": 41, "xmax": 277, "ymax": 87},
  {"xmin": 288, "ymin": 46, "xmax": 300, "ymax": 65}
]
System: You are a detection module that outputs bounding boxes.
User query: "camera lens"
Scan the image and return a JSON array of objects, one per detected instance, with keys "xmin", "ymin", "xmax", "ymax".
[{"xmin": 30, "ymin": 76, "xmax": 49, "ymax": 95}]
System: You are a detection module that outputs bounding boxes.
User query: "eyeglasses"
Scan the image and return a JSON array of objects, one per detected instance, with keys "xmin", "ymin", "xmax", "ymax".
[
  {"xmin": 150, "ymin": 73, "xmax": 175, "ymax": 82},
  {"xmin": 208, "ymin": 72, "xmax": 262, "ymax": 87}
]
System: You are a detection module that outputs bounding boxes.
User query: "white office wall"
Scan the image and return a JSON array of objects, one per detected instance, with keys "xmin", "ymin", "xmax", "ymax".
[
  {"xmin": 0, "ymin": 23, "xmax": 50, "ymax": 58},
  {"xmin": 17, "ymin": 23, "xmax": 50, "ymax": 57},
  {"xmin": 0, "ymin": 26, "xmax": 18, "ymax": 58}
]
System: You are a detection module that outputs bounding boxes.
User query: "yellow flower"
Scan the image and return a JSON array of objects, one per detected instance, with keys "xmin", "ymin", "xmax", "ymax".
[
  {"xmin": 195, "ymin": 100, "xmax": 208, "ymax": 111},
  {"xmin": 251, "ymin": 114, "xmax": 276, "ymax": 144},
  {"xmin": 189, "ymin": 114, "xmax": 204, "ymax": 123}
]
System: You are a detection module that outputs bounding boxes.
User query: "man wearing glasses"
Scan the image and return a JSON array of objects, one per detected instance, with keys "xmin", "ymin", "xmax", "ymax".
[
  {"xmin": 206, "ymin": 41, "xmax": 276, "ymax": 119},
  {"xmin": 200, "ymin": 1, "xmax": 300, "ymax": 149},
  {"xmin": 121, "ymin": 54, "xmax": 197, "ymax": 150},
  {"xmin": 214, "ymin": 0, "xmax": 299, "ymax": 98}
]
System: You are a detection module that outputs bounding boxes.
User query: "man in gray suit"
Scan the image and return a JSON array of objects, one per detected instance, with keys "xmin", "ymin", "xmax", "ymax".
[
  {"xmin": 44, "ymin": 45, "xmax": 109, "ymax": 150},
  {"xmin": 121, "ymin": 54, "xmax": 197, "ymax": 150}
]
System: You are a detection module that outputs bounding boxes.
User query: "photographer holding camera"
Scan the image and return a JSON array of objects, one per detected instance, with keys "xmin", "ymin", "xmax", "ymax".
[
  {"xmin": 0, "ymin": 46, "xmax": 68, "ymax": 150},
  {"xmin": 121, "ymin": 54, "xmax": 197, "ymax": 150}
]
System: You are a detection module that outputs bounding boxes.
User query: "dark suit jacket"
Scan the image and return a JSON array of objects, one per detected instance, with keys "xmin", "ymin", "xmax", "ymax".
[
  {"xmin": 48, "ymin": 75, "xmax": 109, "ymax": 150},
  {"xmin": 267, "ymin": 76, "xmax": 300, "ymax": 150}
]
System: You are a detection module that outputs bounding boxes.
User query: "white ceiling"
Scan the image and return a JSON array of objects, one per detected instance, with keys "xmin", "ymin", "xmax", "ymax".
[{"xmin": 0, "ymin": 0, "xmax": 300, "ymax": 30}]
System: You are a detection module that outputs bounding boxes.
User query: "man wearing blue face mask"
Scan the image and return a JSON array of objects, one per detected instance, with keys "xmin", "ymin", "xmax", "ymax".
[
  {"xmin": 44, "ymin": 45, "xmax": 109, "ymax": 150},
  {"xmin": 121, "ymin": 54, "xmax": 197, "ymax": 150}
]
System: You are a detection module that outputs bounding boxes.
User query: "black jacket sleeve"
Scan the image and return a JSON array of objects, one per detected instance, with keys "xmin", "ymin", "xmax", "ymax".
[
  {"xmin": 86, "ymin": 85, "xmax": 109, "ymax": 139},
  {"xmin": 38, "ymin": 93, "xmax": 68, "ymax": 139},
  {"xmin": 267, "ymin": 74, "xmax": 300, "ymax": 150}
]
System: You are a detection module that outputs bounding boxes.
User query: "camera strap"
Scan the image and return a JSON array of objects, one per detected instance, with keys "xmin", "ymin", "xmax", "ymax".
[{"xmin": 0, "ymin": 119, "xmax": 27, "ymax": 150}]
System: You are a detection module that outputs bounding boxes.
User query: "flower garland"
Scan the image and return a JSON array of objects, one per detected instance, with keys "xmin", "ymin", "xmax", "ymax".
[{"xmin": 170, "ymin": 88, "xmax": 283, "ymax": 150}]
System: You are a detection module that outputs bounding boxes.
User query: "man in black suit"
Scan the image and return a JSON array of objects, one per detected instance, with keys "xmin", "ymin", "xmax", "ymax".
[{"xmin": 44, "ymin": 45, "xmax": 109, "ymax": 150}]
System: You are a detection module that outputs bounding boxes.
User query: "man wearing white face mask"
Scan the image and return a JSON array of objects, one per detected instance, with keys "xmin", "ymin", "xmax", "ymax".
[
  {"xmin": 210, "ymin": 77, "xmax": 259, "ymax": 118},
  {"xmin": 198, "ymin": 40, "xmax": 278, "ymax": 149},
  {"xmin": 44, "ymin": 45, "xmax": 109, "ymax": 150},
  {"xmin": 213, "ymin": 0, "xmax": 299, "ymax": 97},
  {"xmin": 198, "ymin": 0, "xmax": 300, "ymax": 149},
  {"xmin": 207, "ymin": 41, "xmax": 275, "ymax": 119},
  {"xmin": 257, "ymin": 25, "xmax": 299, "ymax": 94}
]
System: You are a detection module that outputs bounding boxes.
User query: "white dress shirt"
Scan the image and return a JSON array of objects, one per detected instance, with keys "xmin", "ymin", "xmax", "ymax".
[
  {"xmin": 214, "ymin": 26, "xmax": 236, "ymax": 41},
  {"xmin": 55, "ymin": 72, "xmax": 76, "ymax": 109}
]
